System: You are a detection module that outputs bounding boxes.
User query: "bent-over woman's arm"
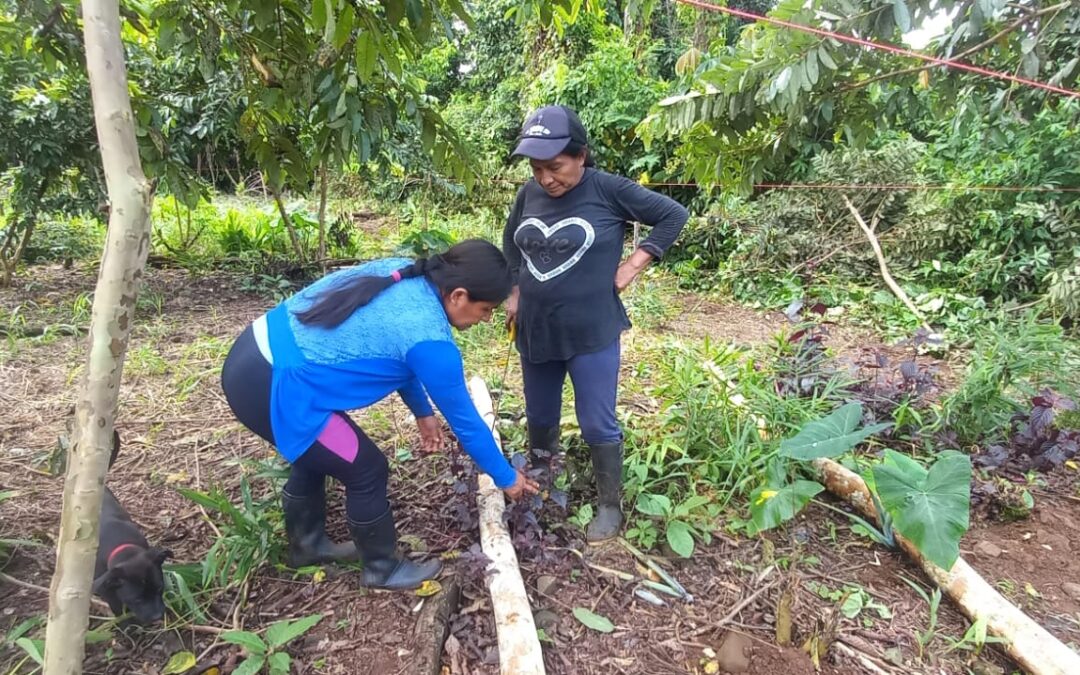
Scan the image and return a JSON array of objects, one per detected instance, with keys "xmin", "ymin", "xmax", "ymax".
[{"xmin": 404, "ymin": 340, "xmax": 517, "ymax": 488}]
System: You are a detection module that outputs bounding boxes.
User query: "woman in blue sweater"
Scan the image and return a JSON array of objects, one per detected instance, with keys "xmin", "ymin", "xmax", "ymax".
[
  {"xmin": 221, "ymin": 240, "xmax": 539, "ymax": 590},
  {"xmin": 503, "ymin": 105, "xmax": 688, "ymax": 542}
]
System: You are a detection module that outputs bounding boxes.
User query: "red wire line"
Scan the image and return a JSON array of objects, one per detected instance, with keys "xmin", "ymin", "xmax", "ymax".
[
  {"xmin": 753, "ymin": 182, "xmax": 1080, "ymax": 192},
  {"xmin": 674, "ymin": 0, "xmax": 1080, "ymax": 99},
  {"xmin": 488, "ymin": 177, "xmax": 1080, "ymax": 192}
]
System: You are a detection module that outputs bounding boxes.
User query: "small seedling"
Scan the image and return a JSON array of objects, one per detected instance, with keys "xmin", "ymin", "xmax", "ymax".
[
  {"xmin": 221, "ymin": 613, "xmax": 323, "ymax": 675},
  {"xmin": 900, "ymin": 576, "xmax": 942, "ymax": 659}
]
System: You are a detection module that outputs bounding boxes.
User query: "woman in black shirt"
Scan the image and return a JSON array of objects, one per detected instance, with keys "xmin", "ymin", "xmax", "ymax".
[{"xmin": 503, "ymin": 105, "xmax": 688, "ymax": 541}]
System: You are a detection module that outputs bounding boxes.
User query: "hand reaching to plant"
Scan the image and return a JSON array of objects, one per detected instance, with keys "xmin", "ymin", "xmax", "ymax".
[
  {"xmin": 416, "ymin": 415, "xmax": 444, "ymax": 453},
  {"xmin": 503, "ymin": 469, "xmax": 541, "ymax": 502}
]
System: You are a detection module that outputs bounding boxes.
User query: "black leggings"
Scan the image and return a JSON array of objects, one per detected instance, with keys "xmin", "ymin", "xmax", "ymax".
[{"xmin": 221, "ymin": 325, "xmax": 389, "ymax": 523}]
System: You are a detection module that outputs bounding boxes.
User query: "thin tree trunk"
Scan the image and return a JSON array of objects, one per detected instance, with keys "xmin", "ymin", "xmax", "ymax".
[
  {"xmin": 268, "ymin": 184, "xmax": 306, "ymax": 263},
  {"xmin": 317, "ymin": 160, "xmax": 328, "ymax": 274},
  {"xmin": 43, "ymin": 0, "xmax": 153, "ymax": 672},
  {"xmin": 0, "ymin": 178, "xmax": 50, "ymax": 287}
]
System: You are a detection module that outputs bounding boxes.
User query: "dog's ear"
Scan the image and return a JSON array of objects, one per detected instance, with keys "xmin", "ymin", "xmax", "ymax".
[
  {"xmin": 92, "ymin": 570, "xmax": 118, "ymax": 595},
  {"xmin": 149, "ymin": 548, "xmax": 172, "ymax": 565}
]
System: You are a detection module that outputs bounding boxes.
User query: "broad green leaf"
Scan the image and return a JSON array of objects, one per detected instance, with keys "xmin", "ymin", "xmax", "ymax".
[
  {"xmin": 674, "ymin": 494, "xmax": 711, "ymax": 517},
  {"xmin": 635, "ymin": 493, "xmax": 671, "ymax": 517},
  {"xmin": 406, "ymin": 0, "xmax": 424, "ymax": 27},
  {"xmin": 267, "ymin": 652, "xmax": 291, "ymax": 675},
  {"xmin": 747, "ymin": 480, "xmax": 824, "ymax": 534},
  {"xmin": 780, "ymin": 403, "xmax": 891, "ymax": 460},
  {"xmin": 420, "ymin": 119, "xmax": 435, "ymax": 152},
  {"xmin": 162, "ymin": 651, "xmax": 197, "ymax": 675},
  {"xmin": 818, "ymin": 46, "xmax": 837, "ymax": 70},
  {"xmin": 355, "ymin": 32, "xmax": 376, "ymax": 80},
  {"xmin": 666, "ymin": 521, "xmax": 695, "ymax": 558},
  {"xmin": 231, "ymin": 657, "xmax": 266, "ymax": 675},
  {"xmin": 4, "ymin": 616, "xmax": 43, "ymax": 644},
  {"xmin": 16, "ymin": 638, "xmax": 44, "ymax": 666},
  {"xmin": 220, "ymin": 630, "xmax": 267, "ymax": 656},
  {"xmin": 873, "ymin": 451, "xmax": 971, "ymax": 570},
  {"xmin": 384, "ymin": 0, "xmax": 405, "ymax": 24},
  {"xmin": 311, "ymin": 0, "xmax": 327, "ymax": 31},
  {"xmin": 891, "ymin": 0, "xmax": 911, "ymax": 33},
  {"xmin": 265, "ymin": 614, "xmax": 323, "ymax": 648},
  {"xmin": 383, "ymin": 48, "xmax": 402, "ymax": 80},
  {"xmin": 775, "ymin": 67, "xmax": 791, "ymax": 92},
  {"xmin": 333, "ymin": 5, "xmax": 355, "ymax": 51},
  {"xmin": 572, "ymin": 607, "xmax": 615, "ymax": 633},
  {"xmin": 881, "ymin": 449, "xmax": 926, "ymax": 481},
  {"xmin": 840, "ymin": 591, "xmax": 865, "ymax": 618},
  {"xmin": 805, "ymin": 52, "xmax": 819, "ymax": 86},
  {"xmin": 321, "ymin": 0, "xmax": 336, "ymax": 46}
]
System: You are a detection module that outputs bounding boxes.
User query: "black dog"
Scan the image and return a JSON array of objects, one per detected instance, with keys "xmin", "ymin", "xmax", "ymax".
[{"xmin": 92, "ymin": 430, "xmax": 172, "ymax": 624}]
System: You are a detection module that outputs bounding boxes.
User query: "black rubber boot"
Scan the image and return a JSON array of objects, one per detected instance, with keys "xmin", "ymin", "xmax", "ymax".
[
  {"xmin": 528, "ymin": 425, "xmax": 561, "ymax": 482},
  {"xmin": 586, "ymin": 442, "xmax": 624, "ymax": 542},
  {"xmin": 282, "ymin": 489, "xmax": 359, "ymax": 567},
  {"xmin": 347, "ymin": 509, "xmax": 442, "ymax": 590}
]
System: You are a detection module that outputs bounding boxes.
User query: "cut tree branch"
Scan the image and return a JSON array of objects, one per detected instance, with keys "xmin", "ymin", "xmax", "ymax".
[{"xmin": 843, "ymin": 195, "xmax": 932, "ymax": 333}]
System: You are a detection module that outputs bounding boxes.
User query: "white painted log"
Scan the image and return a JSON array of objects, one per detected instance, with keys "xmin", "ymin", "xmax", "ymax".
[
  {"xmin": 813, "ymin": 457, "xmax": 1080, "ymax": 675},
  {"xmin": 467, "ymin": 376, "xmax": 546, "ymax": 675}
]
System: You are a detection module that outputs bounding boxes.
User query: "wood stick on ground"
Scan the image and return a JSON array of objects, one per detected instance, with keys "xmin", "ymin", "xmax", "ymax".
[
  {"xmin": 1, "ymin": 572, "xmax": 110, "ymax": 611},
  {"xmin": 813, "ymin": 457, "xmax": 1080, "ymax": 675},
  {"xmin": 842, "ymin": 195, "xmax": 932, "ymax": 333},
  {"xmin": 467, "ymin": 376, "xmax": 546, "ymax": 675},
  {"xmin": 412, "ymin": 575, "xmax": 462, "ymax": 675},
  {"xmin": 659, "ymin": 569, "xmax": 777, "ymax": 648}
]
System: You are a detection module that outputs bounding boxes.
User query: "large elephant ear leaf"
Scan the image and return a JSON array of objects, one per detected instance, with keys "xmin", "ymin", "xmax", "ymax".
[
  {"xmin": 873, "ymin": 451, "xmax": 971, "ymax": 570},
  {"xmin": 780, "ymin": 403, "xmax": 892, "ymax": 460}
]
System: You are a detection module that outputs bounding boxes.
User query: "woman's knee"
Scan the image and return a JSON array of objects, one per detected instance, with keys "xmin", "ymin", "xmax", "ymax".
[{"xmin": 580, "ymin": 421, "xmax": 622, "ymax": 446}]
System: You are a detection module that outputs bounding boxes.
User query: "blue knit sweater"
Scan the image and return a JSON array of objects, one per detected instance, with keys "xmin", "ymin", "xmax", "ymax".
[{"xmin": 264, "ymin": 258, "xmax": 516, "ymax": 488}]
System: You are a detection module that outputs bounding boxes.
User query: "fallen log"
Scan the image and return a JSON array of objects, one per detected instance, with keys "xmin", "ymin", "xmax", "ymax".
[
  {"xmin": 413, "ymin": 575, "xmax": 461, "ymax": 675},
  {"xmin": 467, "ymin": 376, "xmax": 546, "ymax": 675},
  {"xmin": 813, "ymin": 457, "xmax": 1080, "ymax": 675}
]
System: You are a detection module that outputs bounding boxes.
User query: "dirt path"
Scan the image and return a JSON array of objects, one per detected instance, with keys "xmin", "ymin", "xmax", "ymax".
[{"xmin": 2, "ymin": 265, "xmax": 1078, "ymax": 674}]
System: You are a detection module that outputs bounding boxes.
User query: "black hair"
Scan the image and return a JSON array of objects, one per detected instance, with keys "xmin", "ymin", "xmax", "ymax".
[
  {"xmin": 294, "ymin": 239, "xmax": 512, "ymax": 328},
  {"xmin": 563, "ymin": 140, "xmax": 596, "ymax": 167}
]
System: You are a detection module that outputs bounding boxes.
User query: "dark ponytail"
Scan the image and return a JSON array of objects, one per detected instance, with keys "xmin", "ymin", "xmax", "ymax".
[{"xmin": 294, "ymin": 239, "xmax": 512, "ymax": 328}]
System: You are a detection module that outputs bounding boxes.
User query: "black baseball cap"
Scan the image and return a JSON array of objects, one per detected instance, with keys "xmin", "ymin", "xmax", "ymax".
[{"xmin": 511, "ymin": 105, "xmax": 589, "ymax": 161}]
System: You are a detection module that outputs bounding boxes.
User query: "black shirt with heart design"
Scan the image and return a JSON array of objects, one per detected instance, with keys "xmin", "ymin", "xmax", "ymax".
[{"xmin": 503, "ymin": 168, "xmax": 688, "ymax": 363}]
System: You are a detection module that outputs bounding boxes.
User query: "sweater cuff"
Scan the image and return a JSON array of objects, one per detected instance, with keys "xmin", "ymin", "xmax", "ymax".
[{"xmin": 639, "ymin": 241, "xmax": 665, "ymax": 259}]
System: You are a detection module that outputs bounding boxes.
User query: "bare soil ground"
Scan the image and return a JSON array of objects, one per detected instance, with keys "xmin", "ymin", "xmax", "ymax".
[{"xmin": 2, "ymin": 264, "xmax": 1078, "ymax": 675}]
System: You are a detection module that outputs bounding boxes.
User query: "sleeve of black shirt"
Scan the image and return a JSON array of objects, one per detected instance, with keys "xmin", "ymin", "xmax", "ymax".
[
  {"xmin": 502, "ymin": 186, "xmax": 527, "ymax": 278},
  {"xmin": 600, "ymin": 173, "xmax": 689, "ymax": 259}
]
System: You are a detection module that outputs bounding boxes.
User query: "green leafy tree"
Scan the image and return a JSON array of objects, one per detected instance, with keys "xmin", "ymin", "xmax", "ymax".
[
  {"xmin": 0, "ymin": 3, "xmax": 103, "ymax": 285},
  {"xmin": 149, "ymin": 0, "xmax": 478, "ymax": 261},
  {"xmin": 642, "ymin": 0, "xmax": 1080, "ymax": 193}
]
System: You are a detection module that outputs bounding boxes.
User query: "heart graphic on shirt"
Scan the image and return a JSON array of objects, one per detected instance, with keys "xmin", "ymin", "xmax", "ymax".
[{"xmin": 515, "ymin": 217, "xmax": 595, "ymax": 282}]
